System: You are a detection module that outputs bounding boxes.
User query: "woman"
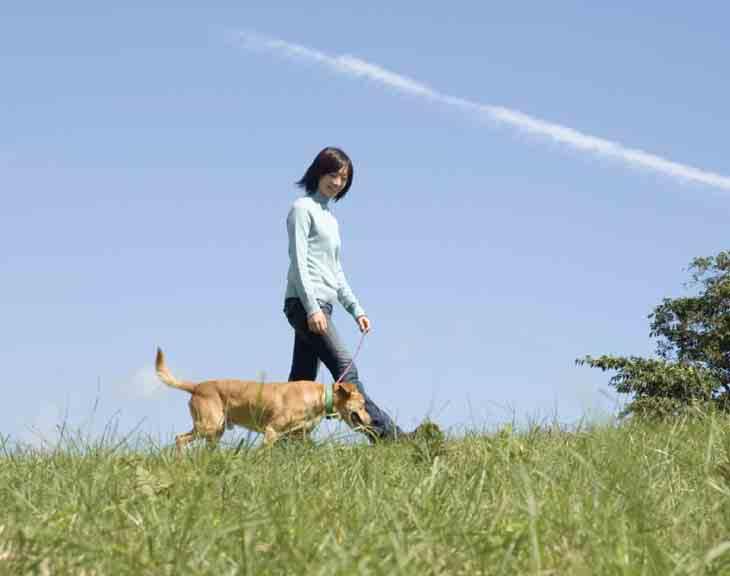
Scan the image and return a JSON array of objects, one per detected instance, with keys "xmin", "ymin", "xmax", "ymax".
[{"xmin": 283, "ymin": 146, "xmax": 405, "ymax": 442}]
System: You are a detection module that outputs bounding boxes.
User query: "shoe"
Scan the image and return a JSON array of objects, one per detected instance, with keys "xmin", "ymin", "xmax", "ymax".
[
  {"xmin": 405, "ymin": 421, "xmax": 443, "ymax": 442},
  {"xmin": 387, "ymin": 421, "xmax": 443, "ymax": 443}
]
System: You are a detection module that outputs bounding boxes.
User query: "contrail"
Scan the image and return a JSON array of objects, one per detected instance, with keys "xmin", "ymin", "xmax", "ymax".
[{"xmin": 234, "ymin": 31, "xmax": 730, "ymax": 192}]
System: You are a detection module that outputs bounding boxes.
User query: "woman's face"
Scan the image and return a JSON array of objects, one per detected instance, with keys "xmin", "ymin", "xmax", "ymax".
[{"xmin": 318, "ymin": 166, "xmax": 349, "ymax": 199}]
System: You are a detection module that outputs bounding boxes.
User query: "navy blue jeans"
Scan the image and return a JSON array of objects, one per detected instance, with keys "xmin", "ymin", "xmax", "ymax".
[{"xmin": 283, "ymin": 297, "xmax": 402, "ymax": 441}]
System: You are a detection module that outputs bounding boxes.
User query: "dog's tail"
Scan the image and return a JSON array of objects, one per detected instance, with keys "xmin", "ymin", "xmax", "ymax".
[{"xmin": 155, "ymin": 347, "xmax": 196, "ymax": 393}]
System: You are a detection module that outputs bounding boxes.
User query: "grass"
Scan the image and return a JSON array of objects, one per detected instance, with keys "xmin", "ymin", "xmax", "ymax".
[{"xmin": 3, "ymin": 417, "xmax": 730, "ymax": 575}]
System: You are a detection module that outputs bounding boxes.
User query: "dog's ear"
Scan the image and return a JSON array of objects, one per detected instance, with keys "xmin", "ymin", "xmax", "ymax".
[{"xmin": 334, "ymin": 382, "xmax": 353, "ymax": 398}]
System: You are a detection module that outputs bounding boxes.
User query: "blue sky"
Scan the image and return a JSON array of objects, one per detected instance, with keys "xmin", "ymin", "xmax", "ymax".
[{"xmin": 2, "ymin": 3, "xmax": 728, "ymax": 447}]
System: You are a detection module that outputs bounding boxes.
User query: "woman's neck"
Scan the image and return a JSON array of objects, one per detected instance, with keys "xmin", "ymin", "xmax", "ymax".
[{"xmin": 312, "ymin": 189, "xmax": 331, "ymax": 205}]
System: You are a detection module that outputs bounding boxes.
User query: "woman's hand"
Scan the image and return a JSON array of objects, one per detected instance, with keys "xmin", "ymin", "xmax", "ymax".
[
  {"xmin": 357, "ymin": 315, "xmax": 371, "ymax": 333},
  {"xmin": 307, "ymin": 311, "xmax": 328, "ymax": 335}
]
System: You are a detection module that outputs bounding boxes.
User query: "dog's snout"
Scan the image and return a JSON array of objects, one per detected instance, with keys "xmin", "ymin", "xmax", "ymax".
[{"xmin": 351, "ymin": 412, "xmax": 362, "ymax": 426}]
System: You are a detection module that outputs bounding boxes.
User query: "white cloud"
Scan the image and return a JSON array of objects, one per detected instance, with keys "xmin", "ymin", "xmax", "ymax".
[
  {"xmin": 115, "ymin": 365, "xmax": 162, "ymax": 399},
  {"xmin": 234, "ymin": 31, "xmax": 730, "ymax": 192},
  {"xmin": 130, "ymin": 365, "xmax": 163, "ymax": 397}
]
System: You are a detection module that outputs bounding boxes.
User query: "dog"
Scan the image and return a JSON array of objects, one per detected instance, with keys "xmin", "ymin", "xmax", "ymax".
[{"xmin": 155, "ymin": 347, "xmax": 372, "ymax": 451}]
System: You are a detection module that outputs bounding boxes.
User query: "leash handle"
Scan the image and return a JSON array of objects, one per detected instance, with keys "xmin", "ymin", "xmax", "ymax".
[{"xmin": 334, "ymin": 330, "xmax": 367, "ymax": 386}]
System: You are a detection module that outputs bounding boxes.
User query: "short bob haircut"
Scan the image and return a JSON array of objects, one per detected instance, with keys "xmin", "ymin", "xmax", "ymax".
[{"xmin": 296, "ymin": 147, "xmax": 354, "ymax": 202}]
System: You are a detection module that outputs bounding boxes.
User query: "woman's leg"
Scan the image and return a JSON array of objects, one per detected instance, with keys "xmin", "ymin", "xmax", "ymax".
[
  {"xmin": 283, "ymin": 298, "xmax": 403, "ymax": 440},
  {"xmin": 288, "ymin": 330, "xmax": 320, "ymax": 382}
]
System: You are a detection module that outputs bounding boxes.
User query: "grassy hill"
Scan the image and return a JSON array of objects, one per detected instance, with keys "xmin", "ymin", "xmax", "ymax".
[{"xmin": 2, "ymin": 417, "xmax": 730, "ymax": 575}]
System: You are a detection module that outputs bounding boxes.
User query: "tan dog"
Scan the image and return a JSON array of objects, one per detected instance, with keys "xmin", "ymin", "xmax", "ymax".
[{"xmin": 155, "ymin": 348, "xmax": 372, "ymax": 451}]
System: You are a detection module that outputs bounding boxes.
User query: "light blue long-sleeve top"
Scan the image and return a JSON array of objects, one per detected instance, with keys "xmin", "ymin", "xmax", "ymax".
[{"xmin": 285, "ymin": 191, "xmax": 366, "ymax": 320}]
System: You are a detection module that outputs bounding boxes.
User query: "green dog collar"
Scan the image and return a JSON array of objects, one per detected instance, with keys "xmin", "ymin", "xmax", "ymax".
[{"xmin": 325, "ymin": 383, "xmax": 334, "ymax": 416}]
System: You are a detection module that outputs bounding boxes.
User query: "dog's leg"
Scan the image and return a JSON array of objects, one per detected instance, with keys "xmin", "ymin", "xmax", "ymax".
[
  {"xmin": 205, "ymin": 429, "xmax": 224, "ymax": 450},
  {"xmin": 283, "ymin": 422, "xmax": 315, "ymax": 441},
  {"xmin": 175, "ymin": 430, "xmax": 196, "ymax": 455},
  {"xmin": 288, "ymin": 428, "xmax": 309, "ymax": 441},
  {"xmin": 263, "ymin": 425, "xmax": 280, "ymax": 448},
  {"xmin": 188, "ymin": 393, "xmax": 225, "ymax": 450},
  {"xmin": 278, "ymin": 428, "xmax": 308, "ymax": 445}
]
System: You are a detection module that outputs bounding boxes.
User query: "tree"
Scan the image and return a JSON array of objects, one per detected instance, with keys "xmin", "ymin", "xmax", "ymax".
[{"xmin": 577, "ymin": 250, "xmax": 730, "ymax": 418}]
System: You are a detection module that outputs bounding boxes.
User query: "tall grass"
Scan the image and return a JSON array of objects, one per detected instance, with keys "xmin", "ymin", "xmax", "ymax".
[{"xmin": 2, "ymin": 417, "xmax": 730, "ymax": 574}]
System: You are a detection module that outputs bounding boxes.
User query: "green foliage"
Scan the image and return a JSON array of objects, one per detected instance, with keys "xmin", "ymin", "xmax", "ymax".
[
  {"xmin": 578, "ymin": 250, "xmax": 730, "ymax": 418},
  {"xmin": 408, "ymin": 420, "xmax": 447, "ymax": 465},
  {"xmin": 651, "ymin": 252, "xmax": 730, "ymax": 385},
  {"xmin": 4, "ymin": 420, "xmax": 730, "ymax": 574}
]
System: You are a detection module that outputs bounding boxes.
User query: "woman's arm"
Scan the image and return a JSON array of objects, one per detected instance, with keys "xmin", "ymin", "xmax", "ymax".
[
  {"xmin": 287, "ymin": 203, "xmax": 320, "ymax": 316},
  {"xmin": 335, "ymin": 246, "xmax": 366, "ymax": 321}
]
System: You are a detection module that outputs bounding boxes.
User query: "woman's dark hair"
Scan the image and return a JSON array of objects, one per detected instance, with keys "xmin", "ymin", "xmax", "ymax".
[{"xmin": 296, "ymin": 147, "xmax": 354, "ymax": 201}]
